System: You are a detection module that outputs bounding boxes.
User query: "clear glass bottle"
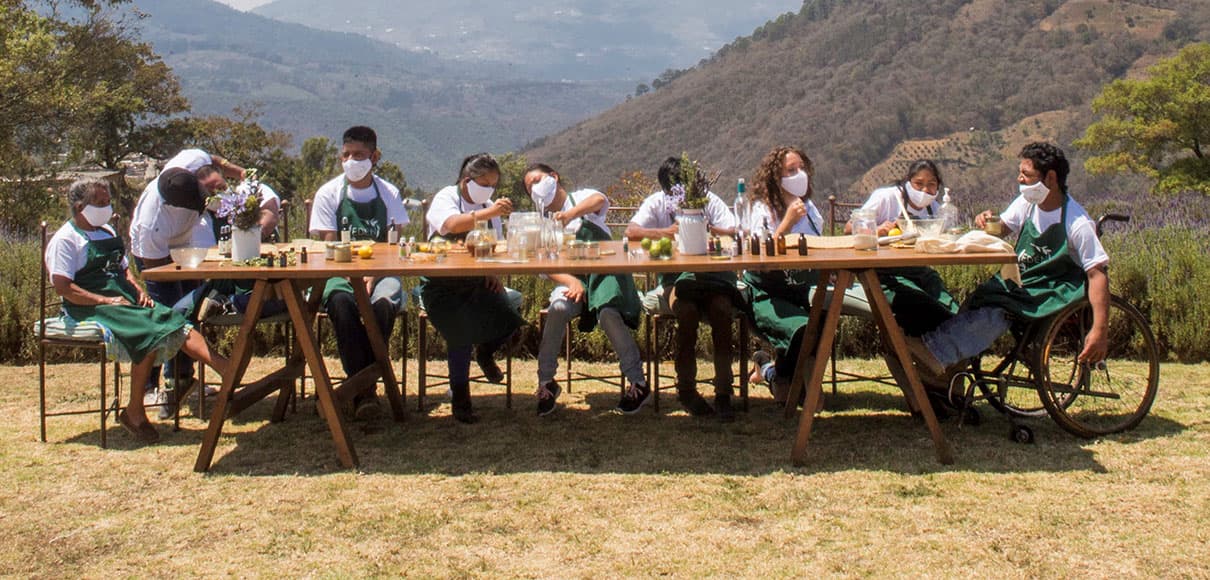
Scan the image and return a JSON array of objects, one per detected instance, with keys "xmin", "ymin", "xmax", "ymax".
[
  {"xmin": 465, "ymin": 219, "xmax": 496, "ymax": 259},
  {"xmin": 939, "ymin": 188, "xmax": 960, "ymax": 238}
]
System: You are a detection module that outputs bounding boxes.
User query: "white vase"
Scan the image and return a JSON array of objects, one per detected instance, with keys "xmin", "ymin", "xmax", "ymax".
[
  {"xmin": 231, "ymin": 225, "xmax": 262, "ymax": 261},
  {"xmin": 676, "ymin": 209, "xmax": 709, "ymax": 255}
]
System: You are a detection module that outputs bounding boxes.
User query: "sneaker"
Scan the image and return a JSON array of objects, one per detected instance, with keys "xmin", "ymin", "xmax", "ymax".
[
  {"xmin": 616, "ymin": 381, "xmax": 652, "ymax": 415},
  {"xmin": 197, "ymin": 296, "xmax": 222, "ymax": 322},
  {"xmin": 475, "ymin": 350, "xmax": 505, "ymax": 384},
  {"xmin": 536, "ymin": 381, "xmax": 561, "ymax": 417},
  {"xmin": 155, "ymin": 387, "xmax": 177, "ymax": 421},
  {"xmin": 676, "ymin": 388, "xmax": 715, "ymax": 416},
  {"xmin": 749, "ymin": 350, "xmax": 772, "ymax": 385},
  {"xmin": 905, "ymin": 336, "xmax": 946, "ymax": 377},
  {"xmin": 353, "ymin": 395, "xmax": 383, "ymax": 421}
]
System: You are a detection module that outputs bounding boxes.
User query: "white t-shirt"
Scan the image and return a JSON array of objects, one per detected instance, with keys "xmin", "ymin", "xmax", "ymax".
[
  {"xmin": 999, "ymin": 194, "xmax": 1109, "ymax": 272},
  {"xmin": 861, "ymin": 184, "xmax": 940, "ymax": 224},
  {"xmin": 560, "ymin": 189, "xmax": 610, "ymax": 236},
  {"xmin": 629, "ymin": 190, "xmax": 738, "ymax": 231},
  {"xmin": 163, "ymin": 149, "xmax": 213, "ymax": 174},
  {"xmin": 747, "ymin": 198, "xmax": 824, "ymax": 236},
  {"xmin": 309, "ymin": 174, "xmax": 409, "ymax": 235},
  {"xmin": 425, "ymin": 185, "xmax": 504, "ymax": 239},
  {"xmin": 129, "ymin": 180, "xmax": 211, "ymax": 259},
  {"xmin": 45, "ymin": 222, "xmax": 128, "ymax": 281}
]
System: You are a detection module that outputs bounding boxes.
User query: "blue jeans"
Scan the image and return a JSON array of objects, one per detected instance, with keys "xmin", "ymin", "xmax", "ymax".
[
  {"xmin": 135, "ymin": 257, "xmax": 198, "ymax": 390},
  {"xmin": 922, "ymin": 307, "xmax": 1012, "ymax": 367}
]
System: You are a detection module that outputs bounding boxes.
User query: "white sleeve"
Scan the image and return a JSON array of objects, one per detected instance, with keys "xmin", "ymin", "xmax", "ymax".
[
  {"xmin": 864, "ymin": 188, "xmax": 903, "ymax": 224},
  {"xmin": 426, "ymin": 188, "xmax": 463, "ymax": 237},
  {"xmin": 1068, "ymin": 215, "xmax": 1109, "ymax": 271},
  {"xmin": 999, "ymin": 195, "xmax": 1031, "ymax": 235},
  {"xmin": 706, "ymin": 193, "xmax": 737, "ymax": 230},
  {"xmin": 628, "ymin": 193, "xmax": 662, "ymax": 228},
  {"xmin": 379, "ymin": 179, "xmax": 410, "ymax": 226},
  {"xmin": 252, "ymin": 183, "xmax": 280, "ymax": 207},
  {"xmin": 46, "ymin": 230, "xmax": 86, "ymax": 281},
  {"xmin": 308, "ymin": 183, "xmax": 340, "ymax": 234}
]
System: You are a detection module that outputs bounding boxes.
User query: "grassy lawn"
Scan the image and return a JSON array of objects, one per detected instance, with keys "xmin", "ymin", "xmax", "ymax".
[{"xmin": 1, "ymin": 358, "xmax": 1206, "ymax": 577}]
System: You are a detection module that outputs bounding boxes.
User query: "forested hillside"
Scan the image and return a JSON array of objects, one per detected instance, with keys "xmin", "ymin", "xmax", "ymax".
[{"xmin": 525, "ymin": 0, "xmax": 1210, "ymax": 201}]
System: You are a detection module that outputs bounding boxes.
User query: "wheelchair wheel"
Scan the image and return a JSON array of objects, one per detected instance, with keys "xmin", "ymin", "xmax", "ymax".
[
  {"xmin": 1036, "ymin": 295, "xmax": 1159, "ymax": 438},
  {"xmin": 974, "ymin": 334, "xmax": 1048, "ymax": 418}
]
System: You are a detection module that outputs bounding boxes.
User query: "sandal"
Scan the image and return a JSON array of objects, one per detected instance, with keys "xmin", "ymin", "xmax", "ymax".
[{"xmin": 118, "ymin": 409, "xmax": 161, "ymax": 444}]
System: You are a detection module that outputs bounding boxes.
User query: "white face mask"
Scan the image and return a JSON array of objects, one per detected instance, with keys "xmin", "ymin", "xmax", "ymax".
[
  {"xmin": 466, "ymin": 180, "xmax": 495, "ymax": 205},
  {"xmin": 530, "ymin": 175, "xmax": 558, "ymax": 211},
  {"xmin": 342, "ymin": 158, "xmax": 373, "ymax": 183},
  {"xmin": 780, "ymin": 170, "xmax": 810, "ymax": 198},
  {"xmin": 1019, "ymin": 180, "xmax": 1050, "ymax": 205},
  {"xmin": 80, "ymin": 204, "xmax": 113, "ymax": 228},
  {"xmin": 904, "ymin": 181, "xmax": 937, "ymax": 208}
]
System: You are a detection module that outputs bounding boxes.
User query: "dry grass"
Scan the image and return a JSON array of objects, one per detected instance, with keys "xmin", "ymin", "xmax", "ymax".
[{"xmin": 2, "ymin": 358, "xmax": 1207, "ymax": 578}]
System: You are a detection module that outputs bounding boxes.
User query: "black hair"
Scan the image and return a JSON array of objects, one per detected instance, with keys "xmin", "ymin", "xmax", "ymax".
[
  {"xmin": 1019, "ymin": 142, "xmax": 1069, "ymax": 194},
  {"xmin": 900, "ymin": 160, "xmax": 943, "ymax": 188},
  {"xmin": 157, "ymin": 168, "xmax": 204, "ymax": 212},
  {"xmin": 657, "ymin": 156, "xmax": 682, "ymax": 193},
  {"xmin": 66, "ymin": 179, "xmax": 111, "ymax": 215},
  {"xmin": 196, "ymin": 164, "xmax": 221, "ymax": 181},
  {"xmin": 459, "ymin": 152, "xmax": 500, "ymax": 183},
  {"xmin": 524, "ymin": 162, "xmax": 557, "ymax": 177},
  {"xmin": 343, "ymin": 126, "xmax": 378, "ymax": 150}
]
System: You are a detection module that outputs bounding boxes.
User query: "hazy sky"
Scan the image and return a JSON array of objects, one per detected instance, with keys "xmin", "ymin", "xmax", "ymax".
[{"xmin": 211, "ymin": 0, "xmax": 270, "ymax": 10}]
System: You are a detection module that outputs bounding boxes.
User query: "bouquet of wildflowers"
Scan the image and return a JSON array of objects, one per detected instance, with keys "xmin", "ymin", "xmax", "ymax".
[
  {"xmin": 209, "ymin": 172, "xmax": 261, "ymax": 231},
  {"xmin": 666, "ymin": 152, "xmax": 713, "ymax": 215}
]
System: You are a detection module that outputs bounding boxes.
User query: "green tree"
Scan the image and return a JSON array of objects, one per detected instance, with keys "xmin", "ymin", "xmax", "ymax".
[{"xmin": 1076, "ymin": 43, "xmax": 1210, "ymax": 195}]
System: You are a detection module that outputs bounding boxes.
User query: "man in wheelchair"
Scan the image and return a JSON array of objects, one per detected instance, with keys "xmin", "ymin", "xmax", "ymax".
[{"xmin": 907, "ymin": 142, "xmax": 1110, "ymax": 382}]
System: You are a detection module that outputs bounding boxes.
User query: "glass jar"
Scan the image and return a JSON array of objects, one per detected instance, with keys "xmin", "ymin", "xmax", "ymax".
[
  {"xmin": 465, "ymin": 219, "xmax": 496, "ymax": 259},
  {"xmin": 851, "ymin": 209, "xmax": 878, "ymax": 251}
]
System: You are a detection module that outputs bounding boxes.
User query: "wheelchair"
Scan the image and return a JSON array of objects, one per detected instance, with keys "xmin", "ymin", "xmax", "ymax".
[{"xmin": 947, "ymin": 214, "xmax": 1160, "ymax": 443}]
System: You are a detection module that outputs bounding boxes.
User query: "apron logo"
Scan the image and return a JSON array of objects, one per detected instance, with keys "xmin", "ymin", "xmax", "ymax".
[
  {"xmin": 104, "ymin": 251, "xmax": 124, "ymax": 278},
  {"xmin": 353, "ymin": 219, "xmax": 381, "ymax": 241},
  {"xmin": 1018, "ymin": 243, "xmax": 1052, "ymax": 268}
]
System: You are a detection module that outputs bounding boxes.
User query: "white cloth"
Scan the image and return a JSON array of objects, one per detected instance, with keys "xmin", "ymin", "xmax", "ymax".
[
  {"xmin": 746, "ymin": 199, "xmax": 824, "ymax": 236},
  {"xmin": 163, "ymin": 149, "xmax": 213, "ymax": 174},
  {"xmin": 999, "ymin": 194, "xmax": 1108, "ymax": 272},
  {"xmin": 425, "ymin": 185, "xmax": 503, "ymax": 239},
  {"xmin": 45, "ymin": 222, "xmax": 127, "ymax": 280},
  {"xmin": 861, "ymin": 184, "xmax": 939, "ymax": 224},
  {"xmin": 916, "ymin": 230, "xmax": 1022, "ymax": 286},
  {"xmin": 560, "ymin": 189, "xmax": 610, "ymax": 235},
  {"xmin": 309, "ymin": 174, "xmax": 408, "ymax": 234},
  {"xmin": 129, "ymin": 180, "xmax": 210, "ymax": 259},
  {"xmin": 629, "ymin": 190, "xmax": 737, "ymax": 230}
]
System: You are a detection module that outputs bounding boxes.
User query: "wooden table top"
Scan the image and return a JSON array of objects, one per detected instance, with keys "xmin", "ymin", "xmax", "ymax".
[{"xmin": 141, "ymin": 241, "xmax": 1015, "ymax": 281}]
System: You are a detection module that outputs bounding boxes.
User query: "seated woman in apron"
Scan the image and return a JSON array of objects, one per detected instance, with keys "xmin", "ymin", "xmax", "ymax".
[
  {"xmin": 46, "ymin": 179, "xmax": 229, "ymax": 443},
  {"xmin": 846, "ymin": 160, "xmax": 959, "ymax": 338},
  {"xmin": 524, "ymin": 163, "xmax": 649, "ymax": 416},
  {"xmin": 309, "ymin": 126, "xmax": 410, "ymax": 420},
  {"xmin": 419, "ymin": 153, "xmax": 525, "ymax": 423},
  {"xmin": 742, "ymin": 147, "xmax": 827, "ymax": 408},
  {"xmin": 908, "ymin": 143, "xmax": 1110, "ymax": 378},
  {"xmin": 625, "ymin": 156, "xmax": 743, "ymax": 421}
]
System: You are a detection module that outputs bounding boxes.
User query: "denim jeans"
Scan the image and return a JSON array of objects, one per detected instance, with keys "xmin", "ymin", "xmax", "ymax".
[
  {"xmin": 135, "ymin": 257, "xmax": 198, "ymax": 390},
  {"xmin": 326, "ymin": 276, "xmax": 403, "ymax": 378},
  {"xmin": 538, "ymin": 286, "xmax": 644, "ymax": 387},
  {"xmin": 922, "ymin": 307, "xmax": 1011, "ymax": 367}
]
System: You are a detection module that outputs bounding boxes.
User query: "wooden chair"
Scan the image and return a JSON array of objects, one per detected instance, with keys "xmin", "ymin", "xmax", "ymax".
[{"xmin": 36, "ymin": 220, "xmax": 123, "ymax": 447}]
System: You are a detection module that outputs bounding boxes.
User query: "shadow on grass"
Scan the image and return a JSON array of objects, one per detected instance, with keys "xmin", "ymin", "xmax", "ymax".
[{"xmin": 85, "ymin": 387, "xmax": 1179, "ymax": 478}]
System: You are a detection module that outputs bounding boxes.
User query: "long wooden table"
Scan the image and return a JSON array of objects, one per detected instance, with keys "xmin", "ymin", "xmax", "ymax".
[{"xmin": 142, "ymin": 241, "xmax": 1014, "ymax": 471}]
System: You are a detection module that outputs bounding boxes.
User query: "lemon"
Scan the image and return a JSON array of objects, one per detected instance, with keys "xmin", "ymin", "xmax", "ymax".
[
  {"xmin": 888, "ymin": 227, "xmax": 902, "ymax": 237},
  {"xmin": 357, "ymin": 244, "xmax": 374, "ymax": 259}
]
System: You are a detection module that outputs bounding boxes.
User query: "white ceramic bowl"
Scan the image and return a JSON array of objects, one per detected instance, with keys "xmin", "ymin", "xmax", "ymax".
[{"xmin": 169, "ymin": 247, "xmax": 208, "ymax": 268}]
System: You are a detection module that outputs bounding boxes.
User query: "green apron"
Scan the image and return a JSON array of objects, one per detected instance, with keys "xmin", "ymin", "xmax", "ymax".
[
  {"xmin": 322, "ymin": 179, "xmax": 392, "ymax": 304},
  {"xmin": 742, "ymin": 268, "xmax": 820, "ymax": 355},
  {"xmin": 61, "ymin": 223, "xmax": 190, "ymax": 363},
  {"xmin": 967, "ymin": 195, "xmax": 1087, "ymax": 320},
  {"xmin": 877, "ymin": 267, "xmax": 959, "ymax": 336},
  {"xmin": 574, "ymin": 220, "xmax": 640, "ymax": 332},
  {"xmin": 417, "ymin": 199, "xmax": 525, "ymax": 349}
]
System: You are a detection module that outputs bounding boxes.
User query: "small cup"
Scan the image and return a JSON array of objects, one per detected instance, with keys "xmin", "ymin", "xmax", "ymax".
[{"xmin": 333, "ymin": 242, "xmax": 352, "ymax": 263}]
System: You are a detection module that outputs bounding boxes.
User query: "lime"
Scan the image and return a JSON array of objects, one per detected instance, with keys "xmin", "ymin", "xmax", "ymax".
[
  {"xmin": 648, "ymin": 246, "xmax": 661, "ymax": 259},
  {"xmin": 640, "ymin": 237, "xmax": 652, "ymax": 251},
  {"xmin": 658, "ymin": 237, "xmax": 672, "ymax": 255}
]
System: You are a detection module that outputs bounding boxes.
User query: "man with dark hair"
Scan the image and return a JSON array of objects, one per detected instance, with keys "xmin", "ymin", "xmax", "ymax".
[
  {"xmin": 625, "ymin": 155, "xmax": 742, "ymax": 420},
  {"xmin": 309, "ymin": 126, "xmax": 409, "ymax": 420},
  {"xmin": 907, "ymin": 142, "xmax": 1110, "ymax": 380}
]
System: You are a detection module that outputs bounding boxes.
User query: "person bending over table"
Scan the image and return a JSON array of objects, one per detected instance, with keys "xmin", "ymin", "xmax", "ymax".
[
  {"xmin": 129, "ymin": 163, "xmax": 228, "ymax": 418},
  {"xmin": 907, "ymin": 142, "xmax": 1110, "ymax": 380},
  {"xmin": 742, "ymin": 147, "xmax": 827, "ymax": 405},
  {"xmin": 48, "ymin": 179, "xmax": 229, "ymax": 443},
  {"xmin": 308, "ymin": 126, "xmax": 409, "ymax": 421},
  {"xmin": 418, "ymin": 153, "xmax": 525, "ymax": 424},
  {"xmin": 625, "ymin": 155, "xmax": 741, "ymax": 421},
  {"xmin": 524, "ymin": 163, "xmax": 650, "ymax": 416},
  {"xmin": 845, "ymin": 160, "xmax": 960, "ymax": 338}
]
